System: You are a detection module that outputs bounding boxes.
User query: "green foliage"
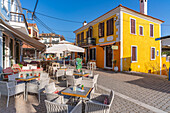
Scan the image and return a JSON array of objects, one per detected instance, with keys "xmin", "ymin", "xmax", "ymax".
[
  {"xmin": 113, "ymin": 60, "xmax": 117, "ymax": 65},
  {"xmin": 129, "ymin": 67, "xmax": 132, "ymax": 71},
  {"xmin": 162, "ymin": 51, "xmax": 170, "ymax": 56}
]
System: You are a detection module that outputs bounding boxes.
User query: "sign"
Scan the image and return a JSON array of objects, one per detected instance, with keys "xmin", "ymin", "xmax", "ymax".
[{"xmin": 112, "ymin": 46, "xmax": 118, "ymax": 50}]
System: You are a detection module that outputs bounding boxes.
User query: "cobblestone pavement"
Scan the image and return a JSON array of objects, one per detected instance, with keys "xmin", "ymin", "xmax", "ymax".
[{"xmin": 95, "ymin": 69, "xmax": 170, "ymax": 113}]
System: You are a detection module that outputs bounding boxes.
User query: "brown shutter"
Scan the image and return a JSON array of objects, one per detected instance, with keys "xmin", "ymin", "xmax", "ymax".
[
  {"xmin": 107, "ymin": 20, "xmax": 109, "ymax": 36},
  {"xmin": 152, "ymin": 48, "xmax": 155, "ymax": 59},
  {"xmin": 140, "ymin": 26, "xmax": 143, "ymax": 35},
  {"xmin": 150, "ymin": 24, "xmax": 153, "ymax": 37},
  {"xmin": 81, "ymin": 32, "xmax": 84, "ymax": 42},
  {"xmin": 132, "ymin": 47, "xmax": 136, "ymax": 61},
  {"xmin": 102, "ymin": 22, "xmax": 104, "ymax": 37},
  {"xmin": 131, "ymin": 19, "xmax": 135, "ymax": 34},
  {"xmin": 111, "ymin": 18, "xmax": 113, "ymax": 35}
]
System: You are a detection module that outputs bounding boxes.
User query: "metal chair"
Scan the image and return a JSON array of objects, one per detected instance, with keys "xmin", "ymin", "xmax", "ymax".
[
  {"xmin": 65, "ymin": 75, "xmax": 82, "ymax": 87},
  {"xmin": 66, "ymin": 69, "xmax": 74, "ymax": 76},
  {"xmin": 55, "ymin": 69, "xmax": 65, "ymax": 82}
]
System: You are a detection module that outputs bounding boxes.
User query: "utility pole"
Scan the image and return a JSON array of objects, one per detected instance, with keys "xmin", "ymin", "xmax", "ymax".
[{"xmin": 32, "ymin": 0, "xmax": 39, "ymax": 19}]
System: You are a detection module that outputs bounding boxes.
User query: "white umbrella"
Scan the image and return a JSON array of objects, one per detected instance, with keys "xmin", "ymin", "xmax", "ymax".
[{"xmin": 44, "ymin": 44, "xmax": 85, "ymax": 66}]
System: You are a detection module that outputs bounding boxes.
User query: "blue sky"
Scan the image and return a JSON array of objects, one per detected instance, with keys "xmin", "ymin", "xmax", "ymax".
[{"xmin": 20, "ymin": 0, "xmax": 170, "ymax": 42}]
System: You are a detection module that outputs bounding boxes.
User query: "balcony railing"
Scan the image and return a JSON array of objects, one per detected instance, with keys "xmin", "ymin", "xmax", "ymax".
[
  {"xmin": 10, "ymin": 12, "xmax": 28, "ymax": 28},
  {"xmin": 77, "ymin": 37, "xmax": 96, "ymax": 47}
]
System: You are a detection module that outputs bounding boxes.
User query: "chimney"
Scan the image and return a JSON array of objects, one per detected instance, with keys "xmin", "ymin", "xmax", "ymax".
[
  {"xmin": 140, "ymin": 0, "xmax": 147, "ymax": 15},
  {"xmin": 83, "ymin": 21, "xmax": 87, "ymax": 26}
]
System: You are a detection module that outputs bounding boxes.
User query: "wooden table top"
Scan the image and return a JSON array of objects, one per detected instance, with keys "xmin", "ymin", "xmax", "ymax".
[
  {"xmin": 61, "ymin": 86, "xmax": 92, "ymax": 98},
  {"xmin": 16, "ymin": 76, "xmax": 39, "ymax": 82},
  {"xmin": 73, "ymin": 72, "xmax": 89, "ymax": 77}
]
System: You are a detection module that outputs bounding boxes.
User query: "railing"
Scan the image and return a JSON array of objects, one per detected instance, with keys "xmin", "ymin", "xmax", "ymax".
[
  {"xmin": 77, "ymin": 37, "xmax": 96, "ymax": 47},
  {"xmin": 9, "ymin": 12, "xmax": 28, "ymax": 28}
]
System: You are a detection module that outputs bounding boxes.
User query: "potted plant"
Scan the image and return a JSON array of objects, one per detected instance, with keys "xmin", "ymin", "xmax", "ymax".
[{"xmin": 113, "ymin": 60, "xmax": 118, "ymax": 72}]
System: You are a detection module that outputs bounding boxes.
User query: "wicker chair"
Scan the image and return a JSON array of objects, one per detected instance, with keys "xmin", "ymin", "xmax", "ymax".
[
  {"xmin": 83, "ymin": 74, "xmax": 99, "ymax": 90},
  {"xmin": 0, "ymin": 81, "xmax": 25, "ymax": 107},
  {"xmin": 85, "ymin": 90, "xmax": 114, "ymax": 113},
  {"xmin": 55, "ymin": 70, "xmax": 65, "ymax": 82},
  {"xmin": 45, "ymin": 99, "xmax": 82, "ymax": 113},
  {"xmin": 65, "ymin": 75, "xmax": 82, "ymax": 87},
  {"xmin": 26, "ymin": 78, "xmax": 50, "ymax": 103},
  {"xmin": 66, "ymin": 69, "xmax": 74, "ymax": 76}
]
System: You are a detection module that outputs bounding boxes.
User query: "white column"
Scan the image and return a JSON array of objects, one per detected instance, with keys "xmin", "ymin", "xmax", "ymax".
[{"xmin": 0, "ymin": 31, "xmax": 3, "ymax": 72}]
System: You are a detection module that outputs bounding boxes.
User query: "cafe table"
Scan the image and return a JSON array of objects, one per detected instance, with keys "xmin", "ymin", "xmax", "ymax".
[
  {"xmin": 73, "ymin": 72, "xmax": 89, "ymax": 77},
  {"xmin": 61, "ymin": 86, "xmax": 92, "ymax": 98}
]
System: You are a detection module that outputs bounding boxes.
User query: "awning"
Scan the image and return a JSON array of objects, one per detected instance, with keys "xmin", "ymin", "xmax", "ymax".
[
  {"xmin": 99, "ymin": 42, "xmax": 115, "ymax": 46},
  {"xmin": 0, "ymin": 19, "xmax": 46, "ymax": 51}
]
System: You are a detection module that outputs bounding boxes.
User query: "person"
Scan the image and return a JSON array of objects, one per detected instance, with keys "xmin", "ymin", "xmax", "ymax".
[{"xmin": 76, "ymin": 55, "xmax": 82, "ymax": 72}]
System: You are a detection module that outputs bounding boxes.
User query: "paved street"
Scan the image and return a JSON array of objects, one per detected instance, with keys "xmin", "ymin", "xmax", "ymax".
[{"xmin": 95, "ymin": 69, "xmax": 170, "ymax": 113}]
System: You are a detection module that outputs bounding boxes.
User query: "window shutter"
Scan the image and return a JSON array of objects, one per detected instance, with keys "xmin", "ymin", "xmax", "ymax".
[
  {"xmin": 152, "ymin": 48, "xmax": 155, "ymax": 59},
  {"xmin": 131, "ymin": 19, "xmax": 135, "ymax": 34},
  {"xmin": 111, "ymin": 18, "xmax": 113, "ymax": 35},
  {"xmin": 150, "ymin": 24, "xmax": 153, "ymax": 37},
  {"xmin": 132, "ymin": 47, "xmax": 136, "ymax": 61},
  {"xmin": 102, "ymin": 22, "xmax": 104, "ymax": 37},
  {"xmin": 140, "ymin": 26, "xmax": 143, "ymax": 35},
  {"xmin": 107, "ymin": 20, "xmax": 109, "ymax": 36}
]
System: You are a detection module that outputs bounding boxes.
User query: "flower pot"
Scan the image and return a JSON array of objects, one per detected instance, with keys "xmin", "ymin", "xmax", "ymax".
[{"xmin": 114, "ymin": 66, "xmax": 118, "ymax": 72}]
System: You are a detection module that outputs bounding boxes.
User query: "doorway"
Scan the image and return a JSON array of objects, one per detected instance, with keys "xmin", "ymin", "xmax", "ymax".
[{"xmin": 104, "ymin": 45, "xmax": 113, "ymax": 69}]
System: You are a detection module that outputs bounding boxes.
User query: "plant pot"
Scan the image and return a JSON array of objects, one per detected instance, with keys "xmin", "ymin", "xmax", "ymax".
[{"xmin": 114, "ymin": 66, "xmax": 118, "ymax": 72}]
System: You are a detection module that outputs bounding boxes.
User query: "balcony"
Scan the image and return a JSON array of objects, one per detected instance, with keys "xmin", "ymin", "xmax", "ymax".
[
  {"xmin": 9, "ymin": 12, "xmax": 28, "ymax": 35},
  {"xmin": 78, "ymin": 37, "xmax": 96, "ymax": 47}
]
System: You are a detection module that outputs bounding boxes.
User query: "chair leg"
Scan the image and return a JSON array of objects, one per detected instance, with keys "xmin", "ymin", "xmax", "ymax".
[
  {"xmin": 38, "ymin": 92, "xmax": 40, "ymax": 103},
  {"xmin": 7, "ymin": 96, "xmax": 9, "ymax": 107}
]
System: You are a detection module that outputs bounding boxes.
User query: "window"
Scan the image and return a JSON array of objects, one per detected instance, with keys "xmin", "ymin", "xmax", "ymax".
[
  {"xmin": 90, "ymin": 48, "xmax": 96, "ymax": 60},
  {"xmin": 151, "ymin": 47, "xmax": 155, "ymax": 60},
  {"xmin": 77, "ymin": 34, "xmax": 80, "ymax": 43},
  {"xmin": 131, "ymin": 46, "xmax": 137, "ymax": 62},
  {"xmin": 81, "ymin": 32, "xmax": 84, "ymax": 42},
  {"xmin": 107, "ymin": 18, "xmax": 114, "ymax": 36},
  {"xmin": 98, "ymin": 22, "xmax": 104, "ymax": 38},
  {"xmin": 130, "ymin": 18, "xmax": 136, "ymax": 34},
  {"xmin": 89, "ymin": 26, "xmax": 93, "ymax": 38},
  {"xmin": 139, "ymin": 26, "xmax": 143, "ymax": 36},
  {"xmin": 150, "ymin": 24, "xmax": 154, "ymax": 37}
]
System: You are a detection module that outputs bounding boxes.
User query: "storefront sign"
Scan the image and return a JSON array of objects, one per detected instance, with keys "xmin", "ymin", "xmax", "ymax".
[{"xmin": 112, "ymin": 45, "xmax": 118, "ymax": 50}]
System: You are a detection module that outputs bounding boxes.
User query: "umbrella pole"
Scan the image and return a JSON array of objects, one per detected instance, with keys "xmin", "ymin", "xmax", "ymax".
[{"xmin": 63, "ymin": 51, "xmax": 66, "ymax": 67}]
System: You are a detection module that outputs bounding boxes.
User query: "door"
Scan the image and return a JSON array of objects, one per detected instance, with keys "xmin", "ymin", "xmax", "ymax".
[{"xmin": 105, "ymin": 45, "xmax": 112, "ymax": 68}]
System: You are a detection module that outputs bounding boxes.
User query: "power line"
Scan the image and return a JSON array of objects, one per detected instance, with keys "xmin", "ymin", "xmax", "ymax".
[{"xmin": 32, "ymin": 0, "xmax": 39, "ymax": 18}]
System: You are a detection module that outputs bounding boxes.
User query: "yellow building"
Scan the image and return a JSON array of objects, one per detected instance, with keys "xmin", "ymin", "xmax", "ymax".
[{"xmin": 74, "ymin": 1, "xmax": 164, "ymax": 75}]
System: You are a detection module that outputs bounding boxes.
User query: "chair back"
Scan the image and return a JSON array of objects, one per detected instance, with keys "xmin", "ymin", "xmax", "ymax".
[
  {"xmin": 108, "ymin": 90, "xmax": 114, "ymax": 106},
  {"xmin": 8, "ymin": 74, "xmax": 19, "ymax": 81},
  {"xmin": 45, "ymin": 82, "xmax": 56, "ymax": 93},
  {"xmin": 66, "ymin": 75, "xmax": 74, "ymax": 85},
  {"xmin": 39, "ymin": 78, "xmax": 50, "ymax": 90},
  {"xmin": 22, "ymin": 66, "xmax": 30, "ymax": 70},
  {"xmin": 3, "ymin": 67, "xmax": 13, "ymax": 73},
  {"xmin": 40, "ymin": 73, "xmax": 49, "ymax": 80},
  {"xmin": 0, "ymin": 81, "xmax": 8, "ymax": 95},
  {"xmin": 56, "ymin": 70, "xmax": 65, "ymax": 76},
  {"xmin": 93, "ymin": 74, "xmax": 99, "ymax": 84},
  {"xmin": 45, "ymin": 100, "xmax": 68, "ymax": 113},
  {"xmin": 66, "ymin": 69, "xmax": 74, "ymax": 76},
  {"xmin": 52, "ymin": 63, "xmax": 60, "ymax": 68}
]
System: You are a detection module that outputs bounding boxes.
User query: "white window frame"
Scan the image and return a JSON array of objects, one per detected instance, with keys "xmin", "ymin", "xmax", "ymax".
[
  {"xmin": 150, "ymin": 24, "xmax": 154, "ymax": 37},
  {"xmin": 131, "ymin": 45, "xmax": 138, "ymax": 63},
  {"xmin": 130, "ymin": 18, "xmax": 136, "ymax": 35},
  {"xmin": 90, "ymin": 47, "xmax": 96, "ymax": 61},
  {"xmin": 157, "ymin": 50, "xmax": 159, "ymax": 56},
  {"xmin": 151, "ymin": 47, "xmax": 156, "ymax": 60},
  {"xmin": 139, "ymin": 25, "xmax": 144, "ymax": 36}
]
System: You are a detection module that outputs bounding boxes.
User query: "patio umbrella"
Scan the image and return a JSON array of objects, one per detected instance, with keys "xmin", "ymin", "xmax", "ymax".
[{"xmin": 44, "ymin": 44, "xmax": 85, "ymax": 66}]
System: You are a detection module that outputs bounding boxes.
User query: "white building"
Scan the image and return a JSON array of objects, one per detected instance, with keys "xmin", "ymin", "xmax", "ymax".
[{"xmin": 0, "ymin": 0, "xmax": 45, "ymax": 72}]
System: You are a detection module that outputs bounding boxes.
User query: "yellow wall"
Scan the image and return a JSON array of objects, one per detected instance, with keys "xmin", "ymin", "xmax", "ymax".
[
  {"xmin": 122, "ymin": 12, "xmax": 161, "ymax": 74},
  {"xmin": 161, "ymin": 56, "xmax": 169, "ymax": 76}
]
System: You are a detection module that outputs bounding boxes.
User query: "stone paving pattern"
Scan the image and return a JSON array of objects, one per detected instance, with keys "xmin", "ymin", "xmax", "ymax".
[
  {"xmin": 95, "ymin": 69, "xmax": 170, "ymax": 112},
  {"xmin": 0, "ymin": 70, "xmax": 170, "ymax": 113}
]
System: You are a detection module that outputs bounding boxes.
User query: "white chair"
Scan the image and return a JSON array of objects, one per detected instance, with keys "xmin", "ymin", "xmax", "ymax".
[
  {"xmin": 55, "ymin": 70, "xmax": 65, "ymax": 82},
  {"xmin": 66, "ymin": 69, "xmax": 74, "ymax": 76},
  {"xmin": 83, "ymin": 74, "xmax": 99, "ymax": 90},
  {"xmin": 22, "ymin": 66, "xmax": 30, "ymax": 70},
  {"xmin": 26, "ymin": 78, "xmax": 50, "ymax": 103},
  {"xmin": 65, "ymin": 75, "xmax": 82, "ymax": 87},
  {"xmin": 45, "ymin": 99, "xmax": 82, "ymax": 113},
  {"xmin": 85, "ymin": 90, "xmax": 114, "ymax": 113},
  {"xmin": 0, "ymin": 81, "xmax": 25, "ymax": 107}
]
